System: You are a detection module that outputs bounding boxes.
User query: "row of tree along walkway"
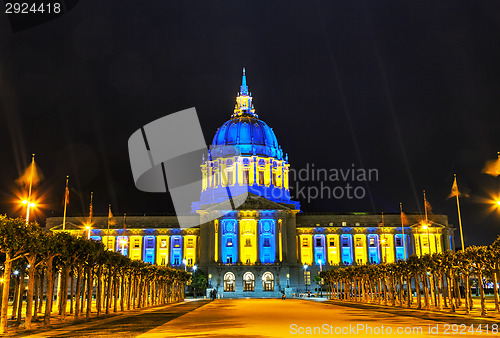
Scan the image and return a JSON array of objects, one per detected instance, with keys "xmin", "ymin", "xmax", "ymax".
[
  {"xmin": 0, "ymin": 216, "xmax": 191, "ymax": 334},
  {"xmin": 319, "ymin": 236, "xmax": 500, "ymax": 317}
]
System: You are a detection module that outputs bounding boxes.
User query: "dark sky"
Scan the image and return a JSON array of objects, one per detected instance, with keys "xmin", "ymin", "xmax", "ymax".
[{"xmin": 1, "ymin": 1, "xmax": 499, "ymax": 246}]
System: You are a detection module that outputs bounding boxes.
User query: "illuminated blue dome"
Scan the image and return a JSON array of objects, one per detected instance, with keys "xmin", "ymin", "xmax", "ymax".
[{"xmin": 211, "ymin": 115, "xmax": 283, "ymax": 159}]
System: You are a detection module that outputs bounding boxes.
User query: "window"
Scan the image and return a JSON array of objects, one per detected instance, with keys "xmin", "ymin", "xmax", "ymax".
[
  {"xmin": 187, "ymin": 258, "xmax": 193, "ymax": 266},
  {"xmin": 187, "ymin": 238, "xmax": 194, "ymax": 248},
  {"xmin": 315, "ymin": 237, "xmax": 322, "ymax": 247},
  {"xmin": 245, "ymin": 238, "xmax": 251, "ymax": 247},
  {"xmin": 355, "ymin": 237, "xmax": 363, "ymax": 248},
  {"xmin": 329, "ymin": 238, "xmax": 335, "ymax": 247},
  {"xmin": 396, "ymin": 236, "xmax": 403, "ymax": 247},
  {"xmin": 243, "ymin": 272, "xmax": 255, "ymax": 291},
  {"xmin": 243, "ymin": 170, "xmax": 249, "ymax": 184},
  {"xmin": 262, "ymin": 272, "xmax": 274, "ymax": 291},
  {"xmin": 174, "ymin": 238, "xmax": 180, "ymax": 248},
  {"xmin": 174, "ymin": 258, "xmax": 179, "ymax": 266},
  {"xmin": 263, "ymin": 238, "xmax": 271, "ymax": 247},
  {"xmin": 272, "ymin": 172, "xmax": 277, "ymax": 186},
  {"xmin": 226, "ymin": 256, "xmax": 233, "ymax": 264},
  {"xmin": 160, "ymin": 239, "xmax": 167, "ymax": 248},
  {"xmin": 214, "ymin": 173, "xmax": 219, "ymax": 186},
  {"xmin": 227, "ymin": 238, "xmax": 233, "ymax": 247},
  {"xmin": 134, "ymin": 239, "xmax": 140, "ymax": 248},
  {"xmin": 302, "ymin": 238, "xmax": 309, "ymax": 247},
  {"xmin": 259, "ymin": 171, "xmax": 264, "ymax": 185},
  {"xmin": 224, "ymin": 272, "xmax": 235, "ymax": 292},
  {"xmin": 160, "ymin": 256, "xmax": 166, "ymax": 266},
  {"xmin": 227, "ymin": 171, "xmax": 233, "ymax": 185},
  {"xmin": 342, "ymin": 221, "xmax": 347, "ymax": 227},
  {"xmin": 369, "ymin": 237, "xmax": 376, "ymax": 247},
  {"xmin": 341, "ymin": 236, "xmax": 349, "ymax": 247},
  {"xmin": 146, "ymin": 237, "xmax": 154, "ymax": 248}
]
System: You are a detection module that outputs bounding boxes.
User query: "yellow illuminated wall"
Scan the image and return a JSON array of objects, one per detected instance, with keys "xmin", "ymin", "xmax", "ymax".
[
  {"xmin": 278, "ymin": 220, "xmax": 283, "ymax": 262},
  {"xmin": 183, "ymin": 235, "xmax": 197, "ymax": 266},
  {"xmin": 380, "ymin": 234, "xmax": 394, "ymax": 263},
  {"xmin": 130, "ymin": 235, "xmax": 142, "ymax": 261},
  {"xmin": 156, "ymin": 235, "xmax": 169, "ymax": 266},
  {"xmin": 326, "ymin": 234, "xmax": 340, "ymax": 265},
  {"xmin": 353, "ymin": 234, "xmax": 367, "ymax": 265},
  {"xmin": 102, "ymin": 236, "xmax": 115, "ymax": 251},
  {"xmin": 415, "ymin": 233, "xmax": 441, "ymax": 257},
  {"xmin": 240, "ymin": 219, "xmax": 257, "ymax": 264},
  {"xmin": 300, "ymin": 234, "xmax": 313, "ymax": 265},
  {"xmin": 214, "ymin": 220, "xmax": 219, "ymax": 262}
]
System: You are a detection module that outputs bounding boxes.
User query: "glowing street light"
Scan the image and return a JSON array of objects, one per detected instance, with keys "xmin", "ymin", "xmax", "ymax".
[
  {"xmin": 193, "ymin": 265, "xmax": 197, "ymax": 273},
  {"xmin": 85, "ymin": 225, "xmax": 92, "ymax": 240},
  {"xmin": 318, "ymin": 259, "xmax": 323, "ymax": 272}
]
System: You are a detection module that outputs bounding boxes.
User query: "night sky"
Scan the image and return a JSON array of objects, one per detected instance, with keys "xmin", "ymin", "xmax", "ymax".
[{"xmin": 1, "ymin": 1, "xmax": 499, "ymax": 246}]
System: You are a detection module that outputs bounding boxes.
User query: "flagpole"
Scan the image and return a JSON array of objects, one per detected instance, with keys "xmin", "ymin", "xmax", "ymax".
[
  {"xmin": 25, "ymin": 154, "xmax": 35, "ymax": 224},
  {"xmin": 454, "ymin": 174, "xmax": 465, "ymax": 251},
  {"xmin": 89, "ymin": 192, "xmax": 93, "ymax": 224},
  {"xmin": 400, "ymin": 202, "xmax": 407, "ymax": 261},
  {"xmin": 62, "ymin": 176, "xmax": 69, "ymax": 231},
  {"xmin": 107, "ymin": 204, "xmax": 111, "ymax": 250},
  {"xmin": 423, "ymin": 190, "xmax": 430, "ymax": 255}
]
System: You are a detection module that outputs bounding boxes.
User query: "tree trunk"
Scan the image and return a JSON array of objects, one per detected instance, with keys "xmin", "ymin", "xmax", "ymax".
[
  {"xmin": 86, "ymin": 266, "xmax": 92, "ymax": 318},
  {"xmin": 96, "ymin": 266, "xmax": 103, "ymax": 317},
  {"xmin": 464, "ymin": 273, "xmax": 470, "ymax": 314},
  {"xmin": 11, "ymin": 274, "xmax": 20, "ymax": 320},
  {"xmin": 44, "ymin": 256, "xmax": 56, "ymax": 326},
  {"xmin": 69, "ymin": 272, "xmax": 74, "ymax": 315},
  {"xmin": 120, "ymin": 274, "xmax": 125, "ymax": 312},
  {"xmin": 61, "ymin": 266, "xmax": 70, "ymax": 321},
  {"xmin": 493, "ymin": 266, "xmax": 499, "ymax": 313},
  {"xmin": 80, "ymin": 271, "xmax": 86, "ymax": 314},
  {"xmin": 25, "ymin": 256, "xmax": 37, "ymax": 329},
  {"xmin": 74, "ymin": 265, "xmax": 83, "ymax": 319},
  {"xmin": 15, "ymin": 269, "xmax": 25, "ymax": 327},
  {"xmin": 437, "ymin": 272, "xmax": 443, "ymax": 310},
  {"xmin": 406, "ymin": 275, "xmax": 411, "ymax": 308},
  {"xmin": 447, "ymin": 272, "xmax": 455, "ymax": 312},
  {"xmin": 106, "ymin": 267, "xmax": 112, "ymax": 314},
  {"xmin": 38, "ymin": 270, "xmax": 45, "ymax": 314},
  {"xmin": 0, "ymin": 256, "xmax": 12, "ymax": 333},
  {"xmin": 33, "ymin": 269, "xmax": 39, "ymax": 322},
  {"xmin": 478, "ymin": 269, "xmax": 487, "ymax": 316}
]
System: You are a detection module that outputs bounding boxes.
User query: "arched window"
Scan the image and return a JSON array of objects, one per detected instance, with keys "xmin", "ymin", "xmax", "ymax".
[
  {"xmin": 224, "ymin": 272, "xmax": 235, "ymax": 292},
  {"xmin": 262, "ymin": 272, "xmax": 274, "ymax": 291},
  {"xmin": 243, "ymin": 272, "xmax": 255, "ymax": 292}
]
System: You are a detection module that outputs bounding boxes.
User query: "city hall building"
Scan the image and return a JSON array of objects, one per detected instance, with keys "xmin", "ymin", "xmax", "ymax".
[{"xmin": 47, "ymin": 70, "xmax": 455, "ymax": 298}]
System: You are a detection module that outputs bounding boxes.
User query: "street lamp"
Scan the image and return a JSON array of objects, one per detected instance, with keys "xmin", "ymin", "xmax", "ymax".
[
  {"xmin": 286, "ymin": 273, "xmax": 290, "ymax": 288},
  {"xmin": 22, "ymin": 199, "xmax": 36, "ymax": 224},
  {"xmin": 85, "ymin": 225, "xmax": 92, "ymax": 240},
  {"xmin": 183, "ymin": 259, "xmax": 187, "ymax": 272},
  {"xmin": 208, "ymin": 274, "xmax": 212, "ymax": 287},
  {"xmin": 303, "ymin": 264, "xmax": 309, "ymax": 292},
  {"xmin": 318, "ymin": 259, "xmax": 323, "ymax": 272}
]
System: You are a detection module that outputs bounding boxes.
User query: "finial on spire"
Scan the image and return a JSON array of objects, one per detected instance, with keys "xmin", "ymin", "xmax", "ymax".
[{"xmin": 240, "ymin": 68, "xmax": 248, "ymax": 96}]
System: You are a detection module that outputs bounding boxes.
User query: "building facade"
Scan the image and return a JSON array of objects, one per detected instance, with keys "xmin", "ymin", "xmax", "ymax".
[{"xmin": 47, "ymin": 70, "xmax": 455, "ymax": 298}]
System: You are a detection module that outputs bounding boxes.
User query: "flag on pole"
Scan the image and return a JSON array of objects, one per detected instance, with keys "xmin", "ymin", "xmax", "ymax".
[
  {"xmin": 16, "ymin": 157, "xmax": 44, "ymax": 187},
  {"xmin": 482, "ymin": 153, "xmax": 500, "ymax": 177},
  {"xmin": 400, "ymin": 211, "xmax": 409, "ymax": 225},
  {"xmin": 448, "ymin": 176, "xmax": 460, "ymax": 198},
  {"xmin": 424, "ymin": 199, "xmax": 432, "ymax": 213},
  {"xmin": 89, "ymin": 192, "xmax": 93, "ymax": 223},
  {"xmin": 64, "ymin": 183, "xmax": 70, "ymax": 205},
  {"xmin": 108, "ymin": 204, "xmax": 116, "ymax": 225}
]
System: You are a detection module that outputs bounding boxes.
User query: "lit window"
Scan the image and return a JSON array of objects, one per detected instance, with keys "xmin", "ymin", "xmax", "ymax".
[
  {"xmin": 187, "ymin": 238, "xmax": 194, "ymax": 248},
  {"xmin": 134, "ymin": 239, "xmax": 140, "ymax": 248},
  {"xmin": 341, "ymin": 237, "xmax": 349, "ymax": 247},
  {"xmin": 263, "ymin": 238, "xmax": 271, "ymax": 247},
  {"xmin": 245, "ymin": 238, "xmax": 251, "ymax": 247},
  {"xmin": 369, "ymin": 238, "xmax": 376, "ymax": 247},
  {"xmin": 396, "ymin": 237, "xmax": 403, "ymax": 247},
  {"xmin": 302, "ymin": 238, "xmax": 309, "ymax": 247},
  {"xmin": 227, "ymin": 171, "xmax": 233, "ymax": 185},
  {"xmin": 329, "ymin": 238, "xmax": 335, "ymax": 247},
  {"xmin": 355, "ymin": 237, "xmax": 363, "ymax": 248},
  {"xmin": 315, "ymin": 237, "xmax": 322, "ymax": 247},
  {"xmin": 342, "ymin": 222, "xmax": 347, "ymax": 227},
  {"xmin": 272, "ymin": 173, "xmax": 277, "ymax": 186},
  {"xmin": 227, "ymin": 238, "xmax": 233, "ymax": 247},
  {"xmin": 243, "ymin": 170, "xmax": 249, "ymax": 184},
  {"xmin": 160, "ymin": 239, "xmax": 167, "ymax": 248},
  {"xmin": 259, "ymin": 171, "xmax": 264, "ymax": 185}
]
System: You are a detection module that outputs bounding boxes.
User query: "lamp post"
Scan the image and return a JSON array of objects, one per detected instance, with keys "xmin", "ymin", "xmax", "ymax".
[
  {"xmin": 208, "ymin": 274, "xmax": 212, "ymax": 288},
  {"xmin": 183, "ymin": 259, "xmax": 187, "ymax": 272},
  {"xmin": 303, "ymin": 264, "xmax": 309, "ymax": 293},
  {"xmin": 85, "ymin": 225, "xmax": 92, "ymax": 240},
  {"xmin": 192, "ymin": 265, "xmax": 197, "ymax": 299},
  {"xmin": 22, "ymin": 200, "xmax": 36, "ymax": 224},
  {"xmin": 286, "ymin": 273, "xmax": 290, "ymax": 288}
]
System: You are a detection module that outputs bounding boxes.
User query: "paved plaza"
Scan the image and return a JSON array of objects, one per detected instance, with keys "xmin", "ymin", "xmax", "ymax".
[{"xmin": 12, "ymin": 298, "xmax": 500, "ymax": 337}]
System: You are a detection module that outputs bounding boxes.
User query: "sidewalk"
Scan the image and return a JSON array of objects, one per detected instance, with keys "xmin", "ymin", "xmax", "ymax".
[
  {"xmin": 303, "ymin": 296, "xmax": 500, "ymax": 325},
  {"xmin": 4, "ymin": 300, "xmax": 202, "ymax": 337}
]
